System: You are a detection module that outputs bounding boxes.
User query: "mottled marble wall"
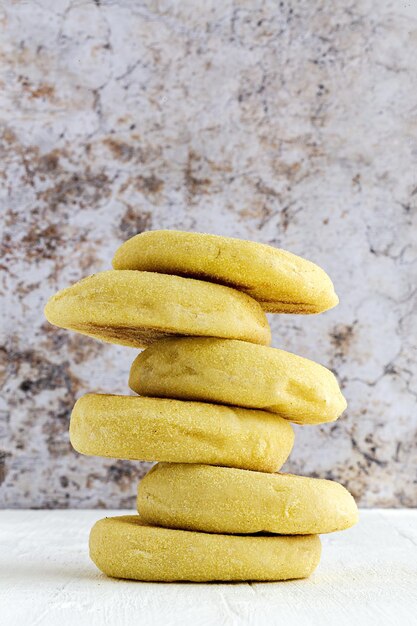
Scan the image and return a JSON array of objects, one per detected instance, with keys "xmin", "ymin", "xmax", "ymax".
[{"xmin": 1, "ymin": 0, "xmax": 416, "ymax": 508}]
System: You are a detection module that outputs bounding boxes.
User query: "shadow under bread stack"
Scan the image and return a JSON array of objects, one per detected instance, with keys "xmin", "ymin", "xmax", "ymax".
[{"xmin": 44, "ymin": 230, "xmax": 358, "ymax": 582}]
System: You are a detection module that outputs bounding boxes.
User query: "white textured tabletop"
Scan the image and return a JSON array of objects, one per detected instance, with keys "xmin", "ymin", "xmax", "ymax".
[{"xmin": 0, "ymin": 510, "xmax": 416, "ymax": 626}]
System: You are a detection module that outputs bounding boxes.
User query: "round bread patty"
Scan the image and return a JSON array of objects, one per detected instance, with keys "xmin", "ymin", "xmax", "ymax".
[
  {"xmin": 130, "ymin": 337, "xmax": 346, "ymax": 424},
  {"xmin": 112, "ymin": 230, "xmax": 338, "ymax": 314},
  {"xmin": 138, "ymin": 463, "xmax": 358, "ymax": 535},
  {"xmin": 70, "ymin": 394, "xmax": 294, "ymax": 473},
  {"xmin": 44, "ymin": 270, "xmax": 271, "ymax": 348},
  {"xmin": 89, "ymin": 515, "xmax": 321, "ymax": 582}
]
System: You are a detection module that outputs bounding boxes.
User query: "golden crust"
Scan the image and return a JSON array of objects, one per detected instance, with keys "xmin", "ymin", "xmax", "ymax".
[
  {"xmin": 89, "ymin": 515, "xmax": 321, "ymax": 582},
  {"xmin": 70, "ymin": 394, "xmax": 294, "ymax": 472},
  {"xmin": 130, "ymin": 337, "xmax": 347, "ymax": 425},
  {"xmin": 112, "ymin": 230, "xmax": 339, "ymax": 314},
  {"xmin": 44, "ymin": 270, "xmax": 271, "ymax": 348},
  {"xmin": 138, "ymin": 463, "xmax": 359, "ymax": 535}
]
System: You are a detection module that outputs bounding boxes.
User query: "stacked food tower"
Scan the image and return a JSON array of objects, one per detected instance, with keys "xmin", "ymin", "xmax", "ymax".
[{"xmin": 45, "ymin": 230, "xmax": 358, "ymax": 582}]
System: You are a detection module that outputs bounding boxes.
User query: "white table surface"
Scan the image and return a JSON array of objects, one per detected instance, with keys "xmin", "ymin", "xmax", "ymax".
[{"xmin": 0, "ymin": 509, "xmax": 416, "ymax": 626}]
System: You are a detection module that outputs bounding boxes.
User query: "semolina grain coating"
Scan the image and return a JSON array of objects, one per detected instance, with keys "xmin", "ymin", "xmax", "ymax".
[
  {"xmin": 70, "ymin": 394, "xmax": 294, "ymax": 472},
  {"xmin": 130, "ymin": 337, "xmax": 346, "ymax": 424},
  {"xmin": 89, "ymin": 515, "xmax": 322, "ymax": 582},
  {"xmin": 138, "ymin": 463, "xmax": 359, "ymax": 535},
  {"xmin": 113, "ymin": 230, "xmax": 339, "ymax": 314},
  {"xmin": 44, "ymin": 270, "xmax": 271, "ymax": 348}
]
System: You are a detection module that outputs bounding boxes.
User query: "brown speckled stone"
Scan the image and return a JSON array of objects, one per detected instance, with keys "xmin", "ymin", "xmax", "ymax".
[{"xmin": 1, "ymin": 0, "xmax": 416, "ymax": 507}]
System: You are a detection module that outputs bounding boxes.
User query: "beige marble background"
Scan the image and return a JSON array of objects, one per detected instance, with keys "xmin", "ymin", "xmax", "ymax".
[{"xmin": 1, "ymin": 0, "xmax": 416, "ymax": 508}]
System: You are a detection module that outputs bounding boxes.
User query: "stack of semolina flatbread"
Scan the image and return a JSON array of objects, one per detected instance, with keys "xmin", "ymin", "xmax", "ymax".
[{"xmin": 45, "ymin": 230, "xmax": 358, "ymax": 582}]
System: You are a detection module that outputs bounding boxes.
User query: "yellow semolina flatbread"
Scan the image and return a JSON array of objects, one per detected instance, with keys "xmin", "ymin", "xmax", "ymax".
[
  {"xmin": 130, "ymin": 337, "xmax": 346, "ymax": 425},
  {"xmin": 89, "ymin": 515, "xmax": 321, "ymax": 582},
  {"xmin": 138, "ymin": 463, "xmax": 359, "ymax": 535},
  {"xmin": 44, "ymin": 270, "xmax": 271, "ymax": 348},
  {"xmin": 112, "ymin": 230, "xmax": 339, "ymax": 314},
  {"xmin": 70, "ymin": 394, "xmax": 294, "ymax": 473}
]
